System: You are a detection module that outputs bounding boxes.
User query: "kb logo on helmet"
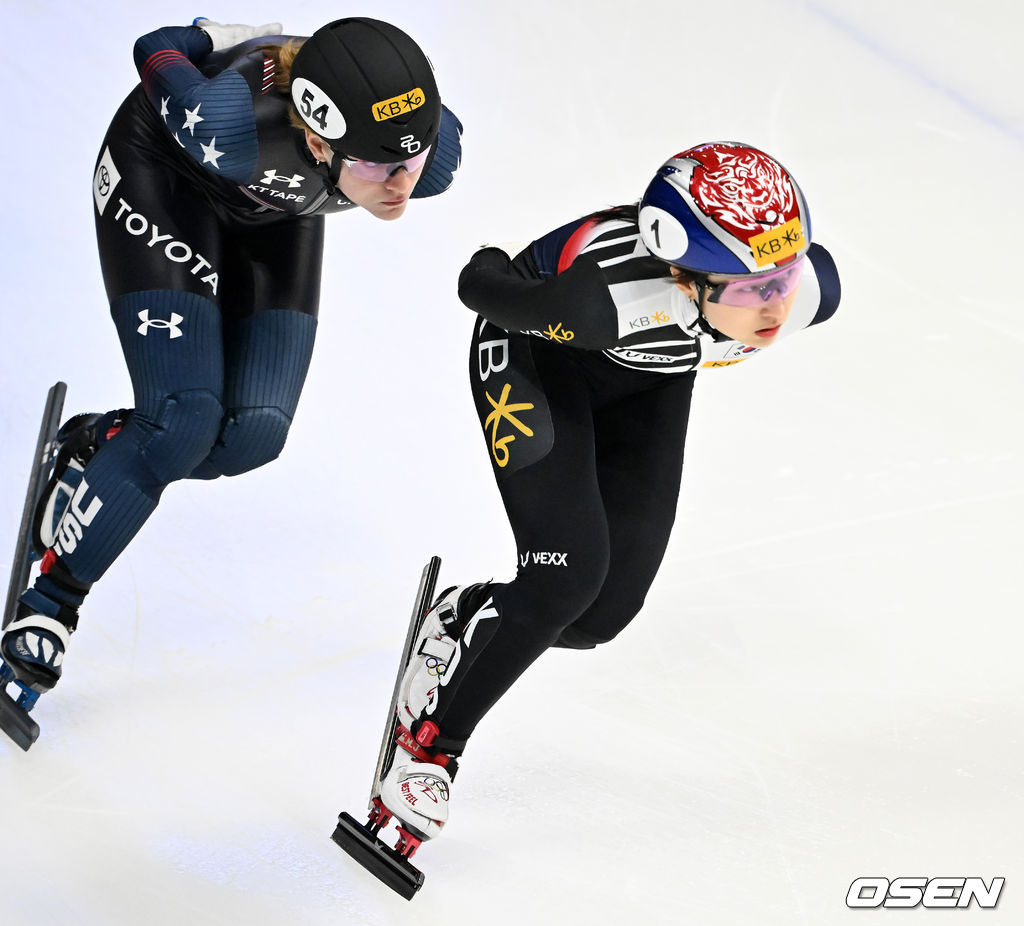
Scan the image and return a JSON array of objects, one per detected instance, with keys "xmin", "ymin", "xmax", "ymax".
[
  {"xmin": 373, "ymin": 88, "xmax": 425, "ymax": 122},
  {"xmin": 750, "ymin": 218, "xmax": 804, "ymax": 267}
]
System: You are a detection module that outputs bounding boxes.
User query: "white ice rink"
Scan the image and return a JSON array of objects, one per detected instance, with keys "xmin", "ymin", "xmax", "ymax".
[{"xmin": 2, "ymin": 1, "xmax": 1021, "ymax": 923}]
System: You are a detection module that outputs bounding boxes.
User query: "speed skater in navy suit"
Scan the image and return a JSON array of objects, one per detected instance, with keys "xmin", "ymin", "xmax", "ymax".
[{"xmin": 2, "ymin": 16, "xmax": 463, "ymax": 720}]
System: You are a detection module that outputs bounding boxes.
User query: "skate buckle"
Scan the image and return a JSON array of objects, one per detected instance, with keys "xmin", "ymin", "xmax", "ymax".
[
  {"xmin": 397, "ymin": 723, "xmax": 452, "ymax": 769},
  {"xmin": 437, "ymin": 602, "xmax": 457, "ymax": 626},
  {"xmin": 394, "ymin": 826, "xmax": 422, "ymax": 859},
  {"xmin": 395, "ymin": 725, "xmax": 432, "ymax": 762},
  {"xmin": 415, "ymin": 721, "xmax": 439, "ymax": 748},
  {"xmin": 367, "ymin": 797, "xmax": 393, "ymax": 832}
]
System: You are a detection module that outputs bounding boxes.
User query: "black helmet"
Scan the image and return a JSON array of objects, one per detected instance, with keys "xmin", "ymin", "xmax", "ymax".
[{"xmin": 290, "ymin": 17, "xmax": 440, "ymax": 162}]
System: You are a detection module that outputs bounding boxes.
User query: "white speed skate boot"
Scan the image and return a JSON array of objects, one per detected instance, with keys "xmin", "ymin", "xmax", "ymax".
[
  {"xmin": 377, "ymin": 583, "xmax": 498, "ymax": 846},
  {"xmin": 395, "ymin": 583, "xmax": 498, "ymax": 733},
  {"xmin": 378, "ymin": 733, "xmax": 455, "ymax": 843}
]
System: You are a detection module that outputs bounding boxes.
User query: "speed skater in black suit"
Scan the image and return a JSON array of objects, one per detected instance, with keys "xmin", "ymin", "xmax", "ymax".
[{"xmin": 369, "ymin": 141, "xmax": 841, "ymax": 845}]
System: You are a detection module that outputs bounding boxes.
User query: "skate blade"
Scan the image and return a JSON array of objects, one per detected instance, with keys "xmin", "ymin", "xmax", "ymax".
[
  {"xmin": 0, "ymin": 688, "xmax": 40, "ymax": 751},
  {"xmin": 331, "ymin": 812, "xmax": 425, "ymax": 900}
]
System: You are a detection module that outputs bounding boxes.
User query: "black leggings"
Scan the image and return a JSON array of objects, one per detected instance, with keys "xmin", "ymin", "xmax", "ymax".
[{"xmin": 431, "ymin": 318, "xmax": 695, "ymax": 748}]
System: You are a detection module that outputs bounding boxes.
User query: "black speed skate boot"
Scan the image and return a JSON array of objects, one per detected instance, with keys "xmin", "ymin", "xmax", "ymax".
[
  {"xmin": 0, "ymin": 409, "xmax": 113, "ymax": 749},
  {"xmin": 0, "ymin": 588, "xmax": 79, "ymax": 749},
  {"xmin": 7, "ymin": 408, "xmax": 119, "ymax": 688},
  {"xmin": 1, "ymin": 589, "xmax": 78, "ymax": 694}
]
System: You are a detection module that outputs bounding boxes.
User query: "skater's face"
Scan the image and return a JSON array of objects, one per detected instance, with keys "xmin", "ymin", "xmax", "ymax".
[
  {"xmin": 304, "ymin": 131, "xmax": 423, "ymax": 221},
  {"xmin": 675, "ymin": 270, "xmax": 801, "ymax": 348},
  {"xmin": 337, "ymin": 161, "xmax": 423, "ymax": 220}
]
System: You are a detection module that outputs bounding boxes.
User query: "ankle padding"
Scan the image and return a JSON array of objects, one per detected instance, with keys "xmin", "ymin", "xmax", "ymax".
[
  {"xmin": 41, "ymin": 555, "xmax": 92, "ymax": 595},
  {"xmin": 18, "ymin": 588, "xmax": 79, "ymax": 633}
]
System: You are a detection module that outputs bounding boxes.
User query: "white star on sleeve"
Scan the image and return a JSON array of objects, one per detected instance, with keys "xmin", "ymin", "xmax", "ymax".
[
  {"xmin": 182, "ymin": 103, "xmax": 205, "ymax": 136},
  {"xmin": 160, "ymin": 97, "xmax": 170, "ymax": 121},
  {"xmin": 200, "ymin": 137, "xmax": 225, "ymax": 168}
]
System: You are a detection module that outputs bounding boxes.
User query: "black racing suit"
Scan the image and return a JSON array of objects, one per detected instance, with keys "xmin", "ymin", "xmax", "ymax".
[
  {"xmin": 37, "ymin": 24, "xmax": 462, "ymax": 603},
  {"xmin": 421, "ymin": 210, "xmax": 840, "ymax": 753}
]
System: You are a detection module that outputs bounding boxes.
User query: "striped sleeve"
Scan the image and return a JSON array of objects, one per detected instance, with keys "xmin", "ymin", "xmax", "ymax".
[{"xmin": 132, "ymin": 25, "xmax": 259, "ymax": 183}]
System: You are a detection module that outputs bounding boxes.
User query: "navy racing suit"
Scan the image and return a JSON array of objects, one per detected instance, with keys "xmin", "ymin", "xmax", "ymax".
[{"xmin": 39, "ymin": 24, "xmax": 462, "ymax": 603}]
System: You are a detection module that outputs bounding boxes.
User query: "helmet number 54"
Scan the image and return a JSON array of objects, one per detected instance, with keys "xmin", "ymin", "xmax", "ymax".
[{"xmin": 300, "ymin": 89, "xmax": 330, "ymax": 133}]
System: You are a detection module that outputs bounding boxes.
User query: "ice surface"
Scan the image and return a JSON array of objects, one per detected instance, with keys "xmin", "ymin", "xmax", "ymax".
[{"xmin": 2, "ymin": 1, "xmax": 1021, "ymax": 923}]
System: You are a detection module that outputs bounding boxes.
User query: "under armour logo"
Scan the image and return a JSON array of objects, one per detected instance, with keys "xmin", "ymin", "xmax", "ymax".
[
  {"xmin": 399, "ymin": 134, "xmax": 422, "ymax": 154},
  {"xmin": 260, "ymin": 169, "xmax": 304, "ymax": 188},
  {"xmin": 137, "ymin": 309, "xmax": 184, "ymax": 339}
]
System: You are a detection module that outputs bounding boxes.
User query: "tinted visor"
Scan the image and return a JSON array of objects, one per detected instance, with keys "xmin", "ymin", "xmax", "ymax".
[
  {"xmin": 706, "ymin": 258, "xmax": 805, "ymax": 306},
  {"xmin": 340, "ymin": 145, "xmax": 432, "ymax": 182}
]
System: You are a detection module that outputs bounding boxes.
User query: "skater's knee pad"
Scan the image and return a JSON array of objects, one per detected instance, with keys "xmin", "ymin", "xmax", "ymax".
[
  {"xmin": 555, "ymin": 587, "xmax": 646, "ymax": 650},
  {"xmin": 509, "ymin": 563, "xmax": 607, "ymax": 644},
  {"xmin": 199, "ymin": 405, "xmax": 292, "ymax": 477},
  {"xmin": 134, "ymin": 389, "xmax": 224, "ymax": 484},
  {"xmin": 552, "ymin": 625, "xmax": 603, "ymax": 649}
]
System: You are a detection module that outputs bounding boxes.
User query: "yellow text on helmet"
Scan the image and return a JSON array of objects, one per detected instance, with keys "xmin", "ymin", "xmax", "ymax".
[
  {"xmin": 750, "ymin": 218, "xmax": 804, "ymax": 267},
  {"xmin": 372, "ymin": 88, "xmax": 426, "ymax": 122}
]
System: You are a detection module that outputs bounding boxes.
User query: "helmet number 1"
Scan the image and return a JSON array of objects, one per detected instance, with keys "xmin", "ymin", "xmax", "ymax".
[
  {"xmin": 639, "ymin": 204, "xmax": 688, "ymax": 261},
  {"xmin": 649, "ymin": 218, "xmax": 661, "ymax": 249},
  {"xmin": 300, "ymin": 89, "xmax": 330, "ymax": 133}
]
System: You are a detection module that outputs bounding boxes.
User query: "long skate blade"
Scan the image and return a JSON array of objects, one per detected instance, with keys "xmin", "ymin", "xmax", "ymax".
[
  {"xmin": 4, "ymin": 381, "xmax": 67, "ymax": 630},
  {"xmin": 331, "ymin": 812, "xmax": 424, "ymax": 900},
  {"xmin": 0, "ymin": 687, "xmax": 40, "ymax": 751},
  {"xmin": 368, "ymin": 555, "xmax": 441, "ymax": 800}
]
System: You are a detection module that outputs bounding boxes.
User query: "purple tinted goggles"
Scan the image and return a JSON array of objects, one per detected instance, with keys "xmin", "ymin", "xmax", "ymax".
[
  {"xmin": 705, "ymin": 257, "xmax": 805, "ymax": 307},
  {"xmin": 340, "ymin": 145, "xmax": 432, "ymax": 182}
]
